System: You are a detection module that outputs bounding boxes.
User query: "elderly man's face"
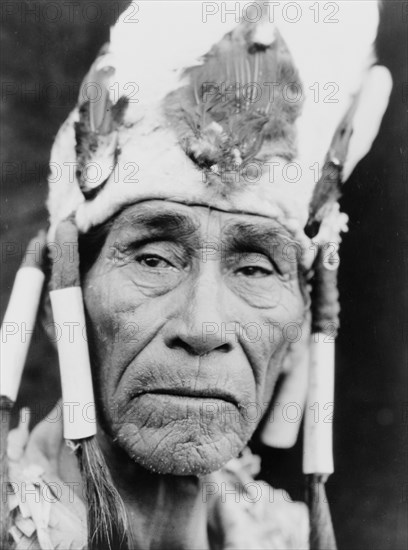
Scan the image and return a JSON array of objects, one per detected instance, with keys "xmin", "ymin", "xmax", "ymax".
[{"xmin": 82, "ymin": 200, "xmax": 305, "ymax": 475}]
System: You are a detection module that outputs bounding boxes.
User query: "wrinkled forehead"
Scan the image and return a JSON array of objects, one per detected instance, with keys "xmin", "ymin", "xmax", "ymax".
[
  {"xmin": 112, "ymin": 200, "xmax": 291, "ymax": 236},
  {"xmin": 108, "ymin": 200, "xmax": 300, "ymax": 259}
]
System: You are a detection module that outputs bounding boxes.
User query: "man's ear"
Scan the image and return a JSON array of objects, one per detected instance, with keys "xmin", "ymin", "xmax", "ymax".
[{"xmin": 343, "ymin": 65, "xmax": 393, "ymax": 181}]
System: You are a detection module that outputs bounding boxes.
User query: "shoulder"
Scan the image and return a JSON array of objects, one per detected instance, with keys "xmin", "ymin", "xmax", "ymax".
[
  {"xmin": 6, "ymin": 407, "xmax": 87, "ymax": 550},
  {"xmin": 207, "ymin": 448, "xmax": 309, "ymax": 550}
]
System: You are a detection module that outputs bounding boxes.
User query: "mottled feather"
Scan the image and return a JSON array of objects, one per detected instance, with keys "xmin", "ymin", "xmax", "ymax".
[
  {"xmin": 75, "ymin": 46, "xmax": 128, "ymax": 198},
  {"xmin": 164, "ymin": 24, "xmax": 303, "ymax": 190}
]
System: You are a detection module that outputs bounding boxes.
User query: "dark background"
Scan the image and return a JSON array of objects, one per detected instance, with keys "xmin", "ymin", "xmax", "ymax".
[{"xmin": 1, "ymin": 1, "xmax": 407, "ymax": 549}]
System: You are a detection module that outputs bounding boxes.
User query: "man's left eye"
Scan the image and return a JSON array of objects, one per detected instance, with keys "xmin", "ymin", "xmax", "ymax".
[
  {"xmin": 136, "ymin": 254, "xmax": 173, "ymax": 269},
  {"xmin": 235, "ymin": 265, "xmax": 273, "ymax": 278}
]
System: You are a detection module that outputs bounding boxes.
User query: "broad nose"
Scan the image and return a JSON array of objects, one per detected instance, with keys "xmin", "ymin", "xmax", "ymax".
[{"xmin": 163, "ymin": 264, "xmax": 235, "ymax": 356}]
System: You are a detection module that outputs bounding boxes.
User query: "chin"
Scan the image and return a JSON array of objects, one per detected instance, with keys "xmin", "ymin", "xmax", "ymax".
[{"xmin": 114, "ymin": 420, "xmax": 249, "ymax": 476}]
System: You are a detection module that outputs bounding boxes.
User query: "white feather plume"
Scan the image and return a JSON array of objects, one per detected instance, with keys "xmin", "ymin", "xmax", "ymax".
[{"xmin": 273, "ymin": 0, "xmax": 381, "ymax": 178}]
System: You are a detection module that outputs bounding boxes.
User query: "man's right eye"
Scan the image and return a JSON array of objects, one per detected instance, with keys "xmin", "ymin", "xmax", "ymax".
[{"xmin": 136, "ymin": 254, "xmax": 173, "ymax": 269}]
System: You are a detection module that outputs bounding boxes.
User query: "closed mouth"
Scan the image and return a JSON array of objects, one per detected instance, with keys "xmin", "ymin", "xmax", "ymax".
[{"xmin": 137, "ymin": 388, "xmax": 238, "ymax": 406}]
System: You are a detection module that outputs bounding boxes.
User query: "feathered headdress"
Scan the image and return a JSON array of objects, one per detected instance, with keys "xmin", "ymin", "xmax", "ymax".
[
  {"xmin": 47, "ymin": 1, "xmax": 391, "ymax": 248},
  {"xmin": 1, "ymin": 2, "xmax": 392, "ymax": 549}
]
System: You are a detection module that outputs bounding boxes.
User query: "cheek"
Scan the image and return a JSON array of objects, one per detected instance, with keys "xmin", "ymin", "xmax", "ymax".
[
  {"xmin": 82, "ymin": 268, "xmax": 152, "ymax": 401},
  {"xmin": 239, "ymin": 283, "xmax": 305, "ymax": 397}
]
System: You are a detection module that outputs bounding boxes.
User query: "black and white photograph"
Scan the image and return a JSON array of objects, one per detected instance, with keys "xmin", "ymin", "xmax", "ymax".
[{"xmin": 1, "ymin": 1, "xmax": 407, "ymax": 549}]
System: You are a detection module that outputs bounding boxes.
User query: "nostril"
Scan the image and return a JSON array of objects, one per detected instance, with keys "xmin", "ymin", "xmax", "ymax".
[
  {"xmin": 211, "ymin": 343, "xmax": 231, "ymax": 354},
  {"xmin": 167, "ymin": 337, "xmax": 232, "ymax": 356},
  {"xmin": 168, "ymin": 337, "xmax": 195, "ymax": 354},
  {"xmin": 199, "ymin": 342, "xmax": 231, "ymax": 355}
]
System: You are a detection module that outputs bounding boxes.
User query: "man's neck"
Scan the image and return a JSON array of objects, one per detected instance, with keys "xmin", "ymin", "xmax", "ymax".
[{"xmin": 101, "ymin": 432, "xmax": 210, "ymax": 550}]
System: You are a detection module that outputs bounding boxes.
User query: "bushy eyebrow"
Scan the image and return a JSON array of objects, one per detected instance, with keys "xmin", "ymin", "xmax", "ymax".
[
  {"xmin": 112, "ymin": 207, "xmax": 200, "ymax": 246},
  {"xmin": 222, "ymin": 221, "xmax": 294, "ymax": 253}
]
